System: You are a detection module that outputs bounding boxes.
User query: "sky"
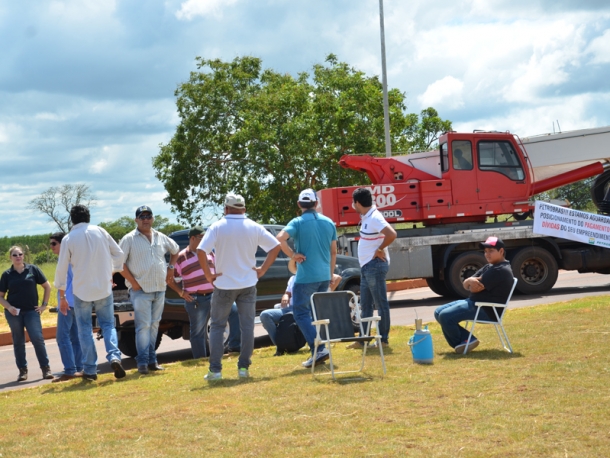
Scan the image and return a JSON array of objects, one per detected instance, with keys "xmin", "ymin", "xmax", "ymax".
[{"xmin": 1, "ymin": 0, "xmax": 609, "ymax": 236}]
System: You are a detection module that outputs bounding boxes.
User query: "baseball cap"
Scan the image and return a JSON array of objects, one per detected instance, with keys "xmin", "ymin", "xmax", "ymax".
[
  {"xmin": 225, "ymin": 193, "xmax": 245, "ymax": 209},
  {"xmin": 135, "ymin": 205, "xmax": 153, "ymax": 218},
  {"xmin": 480, "ymin": 236, "xmax": 505, "ymax": 250},
  {"xmin": 298, "ymin": 188, "xmax": 317, "ymax": 202},
  {"xmin": 188, "ymin": 226, "xmax": 205, "ymax": 237}
]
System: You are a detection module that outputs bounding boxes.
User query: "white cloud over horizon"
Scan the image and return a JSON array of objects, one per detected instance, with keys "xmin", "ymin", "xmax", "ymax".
[{"xmin": 1, "ymin": 0, "xmax": 610, "ymax": 236}]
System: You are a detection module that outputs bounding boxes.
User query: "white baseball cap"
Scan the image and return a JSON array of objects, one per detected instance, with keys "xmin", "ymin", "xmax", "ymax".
[
  {"xmin": 298, "ymin": 188, "xmax": 317, "ymax": 202},
  {"xmin": 225, "ymin": 193, "xmax": 246, "ymax": 208}
]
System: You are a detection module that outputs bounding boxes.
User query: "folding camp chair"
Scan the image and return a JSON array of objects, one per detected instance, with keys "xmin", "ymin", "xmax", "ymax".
[
  {"xmin": 463, "ymin": 277, "xmax": 517, "ymax": 354},
  {"xmin": 310, "ymin": 291, "xmax": 386, "ymax": 379}
]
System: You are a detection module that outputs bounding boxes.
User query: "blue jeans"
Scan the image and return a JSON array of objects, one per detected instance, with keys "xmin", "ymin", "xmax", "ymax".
[
  {"xmin": 184, "ymin": 295, "xmax": 241, "ymax": 359},
  {"xmin": 130, "ymin": 289, "xmax": 165, "ymax": 366},
  {"xmin": 73, "ymin": 294, "xmax": 121, "ymax": 375},
  {"xmin": 292, "ymin": 281, "xmax": 330, "ymax": 354},
  {"xmin": 434, "ymin": 298, "xmax": 491, "ymax": 348},
  {"xmin": 56, "ymin": 307, "xmax": 83, "ymax": 375},
  {"xmin": 259, "ymin": 306, "xmax": 293, "ymax": 345},
  {"xmin": 360, "ymin": 257, "xmax": 391, "ymax": 343},
  {"xmin": 209, "ymin": 286, "xmax": 256, "ymax": 373},
  {"xmin": 4, "ymin": 309, "xmax": 49, "ymax": 369}
]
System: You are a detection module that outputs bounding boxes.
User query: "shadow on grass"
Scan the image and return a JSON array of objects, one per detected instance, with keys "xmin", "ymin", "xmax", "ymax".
[
  {"xmin": 439, "ymin": 349, "xmax": 524, "ymax": 360},
  {"xmin": 190, "ymin": 376, "xmax": 273, "ymax": 391}
]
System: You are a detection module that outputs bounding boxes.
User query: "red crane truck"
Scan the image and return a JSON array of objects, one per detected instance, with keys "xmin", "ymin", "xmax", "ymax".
[{"xmin": 318, "ymin": 126, "xmax": 610, "ymax": 297}]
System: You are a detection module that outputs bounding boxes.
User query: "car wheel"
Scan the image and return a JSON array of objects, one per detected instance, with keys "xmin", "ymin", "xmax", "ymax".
[{"xmin": 205, "ymin": 316, "xmax": 231, "ymax": 356}]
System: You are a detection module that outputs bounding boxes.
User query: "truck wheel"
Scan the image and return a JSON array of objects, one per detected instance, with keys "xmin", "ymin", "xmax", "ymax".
[
  {"xmin": 511, "ymin": 247, "xmax": 558, "ymax": 294},
  {"xmin": 344, "ymin": 283, "xmax": 361, "ymax": 331},
  {"xmin": 425, "ymin": 276, "xmax": 454, "ymax": 297},
  {"xmin": 446, "ymin": 252, "xmax": 487, "ymax": 298},
  {"xmin": 118, "ymin": 330, "xmax": 163, "ymax": 358},
  {"xmin": 118, "ymin": 330, "xmax": 137, "ymax": 358}
]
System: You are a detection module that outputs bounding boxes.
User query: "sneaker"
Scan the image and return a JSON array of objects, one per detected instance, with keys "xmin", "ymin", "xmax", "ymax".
[
  {"xmin": 370, "ymin": 341, "xmax": 389, "ymax": 349},
  {"xmin": 41, "ymin": 366, "xmax": 54, "ymax": 380},
  {"xmin": 137, "ymin": 365, "xmax": 149, "ymax": 375},
  {"xmin": 52, "ymin": 374, "xmax": 79, "ymax": 383},
  {"xmin": 238, "ymin": 368, "xmax": 249, "ymax": 378},
  {"xmin": 204, "ymin": 371, "xmax": 222, "ymax": 381},
  {"xmin": 17, "ymin": 368, "xmax": 28, "ymax": 382},
  {"xmin": 346, "ymin": 341, "xmax": 364, "ymax": 350},
  {"xmin": 302, "ymin": 349, "xmax": 330, "ymax": 368},
  {"xmin": 111, "ymin": 360, "xmax": 126, "ymax": 379},
  {"xmin": 455, "ymin": 338, "xmax": 479, "ymax": 354},
  {"xmin": 148, "ymin": 363, "xmax": 165, "ymax": 371},
  {"xmin": 84, "ymin": 373, "xmax": 98, "ymax": 381}
]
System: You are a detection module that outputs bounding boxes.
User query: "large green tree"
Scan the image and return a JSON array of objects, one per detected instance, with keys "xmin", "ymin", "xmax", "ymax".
[
  {"xmin": 154, "ymin": 54, "xmax": 451, "ymax": 224},
  {"xmin": 99, "ymin": 216, "xmax": 184, "ymax": 242}
]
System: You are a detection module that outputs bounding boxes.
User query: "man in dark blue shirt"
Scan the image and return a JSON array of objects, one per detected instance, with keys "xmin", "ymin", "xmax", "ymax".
[{"xmin": 434, "ymin": 237, "xmax": 513, "ymax": 353}]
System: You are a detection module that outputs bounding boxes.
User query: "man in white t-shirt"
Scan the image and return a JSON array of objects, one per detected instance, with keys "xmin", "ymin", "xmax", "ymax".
[
  {"xmin": 197, "ymin": 193, "xmax": 281, "ymax": 381},
  {"xmin": 349, "ymin": 188, "xmax": 397, "ymax": 348}
]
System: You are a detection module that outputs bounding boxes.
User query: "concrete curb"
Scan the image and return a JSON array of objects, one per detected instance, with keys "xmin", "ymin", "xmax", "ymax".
[{"xmin": 0, "ymin": 278, "xmax": 428, "ymax": 346}]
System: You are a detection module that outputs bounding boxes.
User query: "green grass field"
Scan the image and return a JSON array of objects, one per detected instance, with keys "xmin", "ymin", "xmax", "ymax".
[{"xmin": 0, "ymin": 296, "xmax": 608, "ymax": 457}]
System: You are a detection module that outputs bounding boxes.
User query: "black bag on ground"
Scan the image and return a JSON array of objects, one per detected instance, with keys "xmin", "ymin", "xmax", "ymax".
[{"xmin": 275, "ymin": 313, "xmax": 306, "ymax": 355}]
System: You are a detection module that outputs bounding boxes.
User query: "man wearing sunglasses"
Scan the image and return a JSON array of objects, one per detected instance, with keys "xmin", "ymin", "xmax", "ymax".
[
  {"xmin": 49, "ymin": 232, "xmax": 84, "ymax": 382},
  {"xmin": 119, "ymin": 206, "xmax": 180, "ymax": 375}
]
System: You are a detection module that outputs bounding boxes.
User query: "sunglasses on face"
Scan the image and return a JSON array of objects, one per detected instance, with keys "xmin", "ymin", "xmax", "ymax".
[
  {"xmin": 50, "ymin": 241, "xmax": 59, "ymax": 246},
  {"xmin": 12, "ymin": 253, "xmax": 24, "ymax": 257},
  {"xmin": 138, "ymin": 214, "xmax": 153, "ymax": 220}
]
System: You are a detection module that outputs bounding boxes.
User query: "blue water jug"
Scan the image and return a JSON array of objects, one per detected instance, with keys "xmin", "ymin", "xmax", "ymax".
[{"xmin": 408, "ymin": 325, "xmax": 434, "ymax": 364}]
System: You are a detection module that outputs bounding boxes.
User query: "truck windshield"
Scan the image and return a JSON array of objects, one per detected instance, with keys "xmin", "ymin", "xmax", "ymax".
[{"xmin": 478, "ymin": 141, "xmax": 524, "ymax": 181}]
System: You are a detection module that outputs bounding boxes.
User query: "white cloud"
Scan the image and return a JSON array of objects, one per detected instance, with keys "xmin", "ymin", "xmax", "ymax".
[
  {"xmin": 418, "ymin": 76, "xmax": 464, "ymax": 109},
  {"xmin": 175, "ymin": 0, "xmax": 238, "ymax": 21},
  {"xmin": 90, "ymin": 158, "xmax": 109, "ymax": 174},
  {"xmin": 586, "ymin": 29, "xmax": 610, "ymax": 63}
]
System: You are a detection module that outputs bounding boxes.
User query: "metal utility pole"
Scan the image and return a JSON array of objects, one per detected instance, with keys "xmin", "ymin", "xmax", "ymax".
[{"xmin": 379, "ymin": 0, "xmax": 391, "ymax": 157}]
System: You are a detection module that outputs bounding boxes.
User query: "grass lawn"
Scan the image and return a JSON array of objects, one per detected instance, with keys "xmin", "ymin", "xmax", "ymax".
[{"xmin": 0, "ymin": 296, "xmax": 609, "ymax": 457}]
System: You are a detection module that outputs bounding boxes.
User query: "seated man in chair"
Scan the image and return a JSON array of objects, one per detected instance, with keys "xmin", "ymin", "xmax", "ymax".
[{"xmin": 434, "ymin": 237, "xmax": 513, "ymax": 353}]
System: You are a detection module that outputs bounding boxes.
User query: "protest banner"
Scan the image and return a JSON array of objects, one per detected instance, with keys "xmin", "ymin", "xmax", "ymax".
[{"xmin": 533, "ymin": 201, "xmax": 610, "ymax": 248}]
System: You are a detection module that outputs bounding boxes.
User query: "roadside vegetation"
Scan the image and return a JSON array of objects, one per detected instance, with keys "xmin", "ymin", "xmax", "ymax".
[{"xmin": 0, "ymin": 297, "xmax": 608, "ymax": 457}]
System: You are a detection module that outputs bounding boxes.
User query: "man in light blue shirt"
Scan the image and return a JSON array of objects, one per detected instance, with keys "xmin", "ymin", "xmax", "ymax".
[
  {"xmin": 277, "ymin": 189, "xmax": 339, "ymax": 368},
  {"xmin": 50, "ymin": 232, "xmax": 83, "ymax": 382}
]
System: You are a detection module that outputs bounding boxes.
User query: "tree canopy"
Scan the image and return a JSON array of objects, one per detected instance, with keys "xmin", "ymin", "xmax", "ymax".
[
  {"xmin": 99, "ymin": 216, "xmax": 185, "ymax": 242},
  {"xmin": 153, "ymin": 54, "xmax": 452, "ymax": 225},
  {"xmin": 28, "ymin": 184, "xmax": 96, "ymax": 233}
]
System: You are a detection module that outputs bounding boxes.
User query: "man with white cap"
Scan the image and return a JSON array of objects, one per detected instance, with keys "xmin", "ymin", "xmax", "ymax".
[
  {"xmin": 434, "ymin": 236, "xmax": 513, "ymax": 353},
  {"xmin": 197, "ymin": 193, "xmax": 281, "ymax": 381},
  {"xmin": 276, "ymin": 188, "xmax": 340, "ymax": 368}
]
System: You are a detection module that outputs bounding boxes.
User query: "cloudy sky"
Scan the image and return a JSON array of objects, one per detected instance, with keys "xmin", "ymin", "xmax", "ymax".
[{"xmin": 1, "ymin": 0, "xmax": 609, "ymax": 236}]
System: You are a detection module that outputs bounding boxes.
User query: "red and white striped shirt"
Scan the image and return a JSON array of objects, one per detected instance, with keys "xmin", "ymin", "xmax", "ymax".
[{"xmin": 174, "ymin": 247, "xmax": 214, "ymax": 293}]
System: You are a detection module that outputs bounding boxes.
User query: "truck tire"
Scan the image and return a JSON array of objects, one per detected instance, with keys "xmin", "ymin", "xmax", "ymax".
[
  {"xmin": 446, "ymin": 252, "xmax": 487, "ymax": 298},
  {"xmin": 425, "ymin": 276, "xmax": 454, "ymax": 298},
  {"xmin": 117, "ymin": 330, "xmax": 163, "ymax": 358},
  {"xmin": 511, "ymin": 247, "xmax": 558, "ymax": 295},
  {"xmin": 344, "ymin": 283, "xmax": 361, "ymax": 331},
  {"xmin": 118, "ymin": 330, "xmax": 137, "ymax": 358}
]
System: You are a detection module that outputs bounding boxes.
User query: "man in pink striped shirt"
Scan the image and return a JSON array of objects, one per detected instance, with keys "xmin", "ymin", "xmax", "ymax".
[{"xmin": 168, "ymin": 226, "xmax": 239, "ymax": 358}]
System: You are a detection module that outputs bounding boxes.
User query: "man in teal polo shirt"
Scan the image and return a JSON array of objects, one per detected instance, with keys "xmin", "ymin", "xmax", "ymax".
[{"xmin": 276, "ymin": 189, "xmax": 340, "ymax": 368}]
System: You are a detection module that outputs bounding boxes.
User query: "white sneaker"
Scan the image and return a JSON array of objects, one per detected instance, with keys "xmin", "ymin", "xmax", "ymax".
[
  {"xmin": 204, "ymin": 371, "xmax": 222, "ymax": 381},
  {"xmin": 302, "ymin": 349, "xmax": 330, "ymax": 368},
  {"xmin": 238, "ymin": 368, "xmax": 249, "ymax": 378}
]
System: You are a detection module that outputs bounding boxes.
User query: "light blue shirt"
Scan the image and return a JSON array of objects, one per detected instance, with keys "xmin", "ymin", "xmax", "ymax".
[
  {"xmin": 56, "ymin": 264, "xmax": 75, "ymax": 308},
  {"xmin": 284, "ymin": 210, "xmax": 337, "ymax": 284}
]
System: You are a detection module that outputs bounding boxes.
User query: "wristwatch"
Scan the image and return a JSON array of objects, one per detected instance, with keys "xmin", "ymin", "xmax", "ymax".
[{"xmin": 168, "ymin": 265, "xmax": 175, "ymax": 269}]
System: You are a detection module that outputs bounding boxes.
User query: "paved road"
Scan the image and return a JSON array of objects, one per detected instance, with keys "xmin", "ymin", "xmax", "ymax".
[{"xmin": 2, "ymin": 270, "xmax": 608, "ymax": 392}]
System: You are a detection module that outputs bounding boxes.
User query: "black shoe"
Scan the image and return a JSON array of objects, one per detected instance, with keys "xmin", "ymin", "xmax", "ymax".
[
  {"xmin": 41, "ymin": 366, "xmax": 54, "ymax": 380},
  {"xmin": 84, "ymin": 373, "xmax": 98, "ymax": 381},
  {"xmin": 148, "ymin": 363, "xmax": 164, "ymax": 371},
  {"xmin": 17, "ymin": 368, "xmax": 28, "ymax": 382},
  {"xmin": 137, "ymin": 365, "xmax": 149, "ymax": 375},
  {"xmin": 224, "ymin": 347, "xmax": 240, "ymax": 355},
  {"xmin": 111, "ymin": 360, "xmax": 126, "ymax": 379}
]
